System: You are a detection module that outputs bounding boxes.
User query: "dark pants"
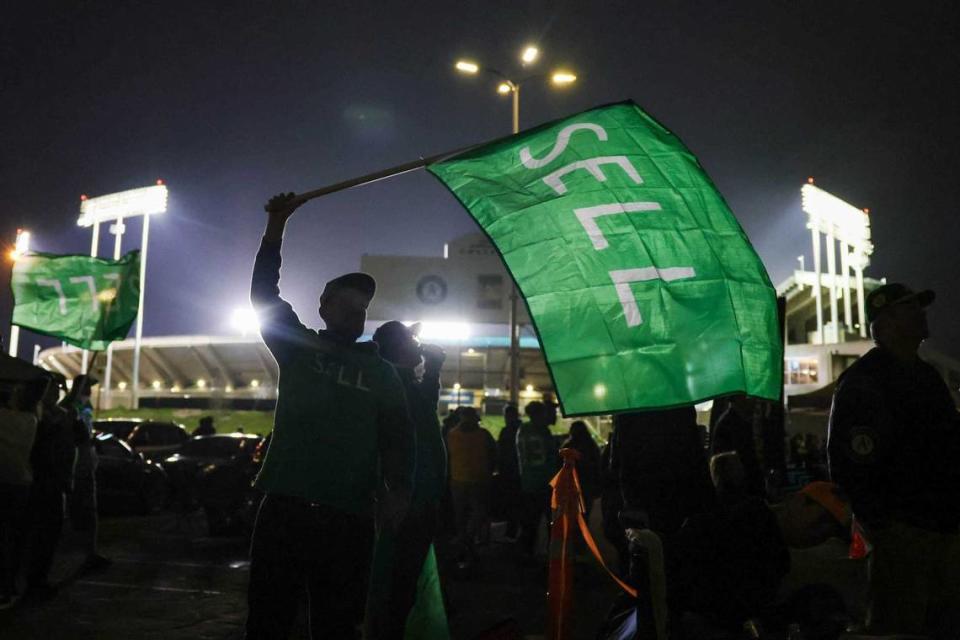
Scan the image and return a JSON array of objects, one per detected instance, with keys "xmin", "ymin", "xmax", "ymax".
[
  {"xmin": 245, "ymin": 494, "xmax": 375, "ymax": 640},
  {"xmin": 519, "ymin": 488, "xmax": 552, "ymax": 556},
  {"xmin": 0, "ymin": 484, "xmax": 29, "ymax": 598},
  {"xmin": 26, "ymin": 482, "xmax": 64, "ymax": 587},
  {"xmin": 370, "ymin": 501, "xmax": 439, "ymax": 640}
]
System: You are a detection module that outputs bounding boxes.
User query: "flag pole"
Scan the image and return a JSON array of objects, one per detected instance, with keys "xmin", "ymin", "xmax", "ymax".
[{"xmin": 276, "ymin": 131, "xmax": 525, "ymax": 209}]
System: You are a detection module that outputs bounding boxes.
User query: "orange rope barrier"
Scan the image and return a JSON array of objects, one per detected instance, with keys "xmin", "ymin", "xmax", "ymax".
[{"xmin": 546, "ymin": 448, "xmax": 638, "ymax": 640}]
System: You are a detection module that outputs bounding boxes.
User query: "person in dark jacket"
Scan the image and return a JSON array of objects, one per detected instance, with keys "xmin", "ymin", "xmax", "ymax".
[
  {"xmin": 516, "ymin": 401, "xmax": 559, "ymax": 560},
  {"xmin": 496, "ymin": 403, "xmax": 522, "ymax": 539},
  {"xmin": 665, "ymin": 482, "xmax": 847, "ymax": 630},
  {"xmin": 23, "ymin": 375, "xmax": 76, "ymax": 601},
  {"xmin": 245, "ymin": 193, "xmax": 415, "ymax": 640},
  {"xmin": 612, "ymin": 407, "xmax": 715, "ymax": 540},
  {"xmin": 560, "ymin": 420, "xmax": 601, "ymax": 518},
  {"xmin": 366, "ymin": 320, "xmax": 447, "ymax": 640},
  {"xmin": 65, "ymin": 374, "xmax": 110, "ymax": 574},
  {"xmin": 828, "ymin": 283, "xmax": 960, "ymax": 637}
]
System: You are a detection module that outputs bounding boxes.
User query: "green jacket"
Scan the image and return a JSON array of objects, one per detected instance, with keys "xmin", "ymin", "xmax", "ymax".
[
  {"xmin": 396, "ymin": 367, "xmax": 447, "ymax": 506},
  {"xmin": 250, "ymin": 238, "xmax": 415, "ymax": 516}
]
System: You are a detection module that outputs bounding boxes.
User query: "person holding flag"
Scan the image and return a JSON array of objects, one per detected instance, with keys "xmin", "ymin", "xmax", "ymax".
[
  {"xmin": 245, "ymin": 193, "xmax": 416, "ymax": 640},
  {"xmin": 367, "ymin": 321, "xmax": 449, "ymax": 640}
]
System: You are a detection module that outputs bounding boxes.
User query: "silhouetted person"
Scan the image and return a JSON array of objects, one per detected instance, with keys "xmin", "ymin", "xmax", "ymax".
[
  {"xmin": 366, "ymin": 321, "xmax": 447, "ymax": 640},
  {"xmin": 561, "ymin": 420, "xmax": 601, "ymax": 518},
  {"xmin": 516, "ymin": 401, "xmax": 559, "ymax": 561},
  {"xmin": 828, "ymin": 283, "xmax": 960, "ymax": 637},
  {"xmin": 24, "ymin": 375, "xmax": 75, "ymax": 601},
  {"xmin": 664, "ymin": 482, "xmax": 848, "ymax": 631},
  {"xmin": 599, "ymin": 442, "xmax": 629, "ymax": 574},
  {"xmin": 192, "ymin": 415, "xmax": 216, "ymax": 437},
  {"xmin": 446, "ymin": 406, "xmax": 496, "ymax": 565},
  {"xmin": 612, "ymin": 407, "xmax": 714, "ymax": 540},
  {"xmin": 711, "ymin": 396, "xmax": 764, "ymax": 497},
  {"xmin": 65, "ymin": 374, "xmax": 110, "ymax": 574},
  {"xmin": 496, "ymin": 403, "xmax": 522, "ymax": 539},
  {"xmin": 245, "ymin": 193, "xmax": 415, "ymax": 640},
  {"xmin": 0, "ymin": 378, "xmax": 44, "ymax": 609}
]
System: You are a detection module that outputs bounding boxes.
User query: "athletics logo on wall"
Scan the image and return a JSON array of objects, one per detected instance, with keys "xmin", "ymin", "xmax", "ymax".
[{"xmin": 416, "ymin": 275, "xmax": 448, "ymax": 305}]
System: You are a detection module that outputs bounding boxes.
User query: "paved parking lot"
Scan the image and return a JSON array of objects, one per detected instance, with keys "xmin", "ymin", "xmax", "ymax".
[
  {"xmin": 1, "ymin": 503, "xmax": 867, "ymax": 639},
  {"xmin": 0, "ymin": 509, "xmax": 621, "ymax": 639}
]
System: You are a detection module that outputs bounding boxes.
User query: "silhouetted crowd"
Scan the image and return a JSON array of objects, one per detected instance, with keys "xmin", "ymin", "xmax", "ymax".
[{"xmin": 0, "ymin": 368, "xmax": 109, "ymax": 610}]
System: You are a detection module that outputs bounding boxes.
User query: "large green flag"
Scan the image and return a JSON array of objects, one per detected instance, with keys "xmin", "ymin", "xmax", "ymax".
[
  {"xmin": 428, "ymin": 101, "xmax": 781, "ymax": 416},
  {"xmin": 11, "ymin": 251, "xmax": 141, "ymax": 351}
]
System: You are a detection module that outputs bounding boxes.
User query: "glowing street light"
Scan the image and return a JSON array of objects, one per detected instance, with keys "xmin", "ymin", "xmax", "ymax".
[
  {"xmin": 9, "ymin": 229, "xmax": 30, "ymax": 262},
  {"xmin": 453, "ymin": 45, "xmax": 578, "ymax": 405}
]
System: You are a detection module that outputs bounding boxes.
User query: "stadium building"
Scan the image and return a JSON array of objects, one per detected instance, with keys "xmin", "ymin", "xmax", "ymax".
[{"xmin": 36, "ymin": 184, "xmax": 960, "ymax": 425}]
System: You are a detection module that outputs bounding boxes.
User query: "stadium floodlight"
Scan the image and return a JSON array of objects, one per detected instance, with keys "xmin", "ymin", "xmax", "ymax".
[
  {"xmin": 77, "ymin": 184, "xmax": 168, "ymax": 228},
  {"xmin": 800, "ymin": 184, "xmax": 872, "ymax": 253}
]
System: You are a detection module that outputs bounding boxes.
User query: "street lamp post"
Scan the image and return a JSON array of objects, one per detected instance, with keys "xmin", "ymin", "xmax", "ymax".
[
  {"xmin": 7, "ymin": 229, "xmax": 31, "ymax": 358},
  {"xmin": 454, "ymin": 46, "xmax": 577, "ymax": 406}
]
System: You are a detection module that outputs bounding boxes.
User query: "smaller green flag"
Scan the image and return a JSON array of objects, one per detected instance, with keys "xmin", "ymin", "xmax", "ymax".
[{"xmin": 11, "ymin": 251, "xmax": 141, "ymax": 351}]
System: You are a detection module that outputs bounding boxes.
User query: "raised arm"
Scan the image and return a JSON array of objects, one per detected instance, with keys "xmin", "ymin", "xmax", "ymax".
[{"xmin": 250, "ymin": 193, "xmax": 310, "ymax": 360}]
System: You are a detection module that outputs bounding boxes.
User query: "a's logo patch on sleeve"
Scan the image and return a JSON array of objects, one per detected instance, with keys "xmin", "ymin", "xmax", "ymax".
[{"xmin": 849, "ymin": 427, "xmax": 878, "ymax": 462}]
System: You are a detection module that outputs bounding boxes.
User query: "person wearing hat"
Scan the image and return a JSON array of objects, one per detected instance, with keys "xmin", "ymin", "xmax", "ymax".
[
  {"xmin": 366, "ymin": 321, "xmax": 448, "ymax": 639},
  {"xmin": 246, "ymin": 193, "xmax": 415, "ymax": 640},
  {"xmin": 65, "ymin": 373, "xmax": 111, "ymax": 574},
  {"xmin": 827, "ymin": 282, "xmax": 960, "ymax": 637}
]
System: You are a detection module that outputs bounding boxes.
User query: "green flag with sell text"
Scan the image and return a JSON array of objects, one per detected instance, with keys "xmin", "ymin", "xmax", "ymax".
[
  {"xmin": 11, "ymin": 251, "xmax": 141, "ymax": 351},
  {"xmin": 428, "ymin": 101, "xmax": 781, "ymax": 416}
]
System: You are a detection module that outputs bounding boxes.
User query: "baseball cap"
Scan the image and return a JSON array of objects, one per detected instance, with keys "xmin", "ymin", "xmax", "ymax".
[
  {"xmin": 865, "ymin": 283, "xmax": 935, "ymax": 324},
  {"xmin": 318, "ymin": 272, "xmax": 376, "ymax": 306}
]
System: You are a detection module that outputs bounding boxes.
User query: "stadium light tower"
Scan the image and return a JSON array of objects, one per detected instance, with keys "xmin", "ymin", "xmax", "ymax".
[
  {"xmin": 801, "ymin": 180, "xmax": 873, "ymax": 342},
  {"xmin": 78, "ymin": 181, "xmax": 168, "ymax": 408},
  {"xmin": 7, "ymin": 228, "xmax": 31, "ymax": 357},
  {"xmin": 454, "ymin": 45, "xmax": 577, "ymax": 405}
]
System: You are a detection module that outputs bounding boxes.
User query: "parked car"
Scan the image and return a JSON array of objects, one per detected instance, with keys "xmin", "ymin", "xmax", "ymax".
[
  {"xmin": 94, "ymin": 419, "xmax": 190, "ymax": 462},
  {"xmin": 161, "ymin": 433, "xmax": 263, "ymax": 535},
  {"xmin": 93, "ymin": 431, "xmax": 169, "ymax": 515}
]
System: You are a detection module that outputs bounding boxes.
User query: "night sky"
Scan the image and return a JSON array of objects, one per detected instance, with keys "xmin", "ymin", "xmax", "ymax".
[{"xmin": 3, "ymin": 2, "xmax": 959, "ymax": 355}]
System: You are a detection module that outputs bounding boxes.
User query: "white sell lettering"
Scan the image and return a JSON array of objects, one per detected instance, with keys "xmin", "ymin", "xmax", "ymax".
[
  {"xmin": 519, "ymin": 123, "xmax": 607, "ymax": 169},
  {"xmin": 543, "ymin": 156, "xmax": 642, "ymax": 195}
]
